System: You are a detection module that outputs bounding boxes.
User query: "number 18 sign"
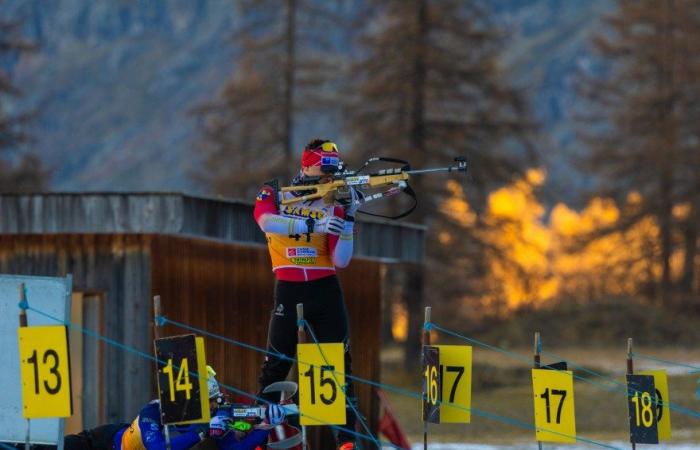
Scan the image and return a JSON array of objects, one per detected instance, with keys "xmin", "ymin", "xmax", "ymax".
[
  {"xmin": 17, "ymin": 325, "xmax": 73, "ymax": 418},
  {"xmin": 531, "ymin": 368, "xmax": 576, "ymax": 443}
]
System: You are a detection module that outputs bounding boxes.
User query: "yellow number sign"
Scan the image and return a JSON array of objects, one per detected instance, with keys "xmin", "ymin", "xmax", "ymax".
[
  {"xmin": 436, "ymin": 345, "xmax": 472, "ymax": 423},
  {"xmin": 639, "ymin": 370, "xmax": 671, "ymax": 440},
  {"xmin": 17, "ymin": 325, "xmax": 73, "ymax": 418},
  {"xmin": 155, "ymin": 335, "xmax": 210, "ymax": 425},
  {"xmin": 531, "ymin": 369, "xmax": 576, "ymax": 443},
  {"xmin": 297, "ymin": 343, "xmax": 346, "ymax": 426}
]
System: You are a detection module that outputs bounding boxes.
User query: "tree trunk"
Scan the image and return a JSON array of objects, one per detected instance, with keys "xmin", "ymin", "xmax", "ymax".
[
  {"xmin": 659, "ymin": 171, "xmax": 673, "ymax": 305},
  {"xmin": 402, "ymin": 0, "xmax": 429, "ymax": 370},
  {"xmin": 680, "ymin": 190, "xmax": 700, "ymax": 294},
  {"xmin": 402, "ymin": 263, "xmax": 425, "ymax": 371},
  {"xmin": 380, "ymin": 264, "xmax": 396, "ymax": 344},
  {"xmin": 283, "ymin": 0, "xmax": 296, "ymax": 173}
]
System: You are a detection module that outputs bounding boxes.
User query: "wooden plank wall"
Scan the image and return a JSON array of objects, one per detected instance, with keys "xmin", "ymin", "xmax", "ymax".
[
  {"xmin": 150, "ymin": 235, "xmax": 382, "ymax": 448},
  {"xmin": 0, "ymin": 234, "xmax": 152, "ymax": 423},
  {"xmin": 0, "ymin": 233, "xmax": 383, "ymax": 446}
]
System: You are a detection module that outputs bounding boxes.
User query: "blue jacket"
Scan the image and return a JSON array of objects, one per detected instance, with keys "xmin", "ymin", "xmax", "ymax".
[{"xmin": 113, "ymin": 400, "xmax": 201, "ymax": 450}]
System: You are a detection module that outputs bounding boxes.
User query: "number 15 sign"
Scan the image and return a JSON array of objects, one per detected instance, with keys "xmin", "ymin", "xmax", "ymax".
[{"xmin": 531, "ymin": 368, "xmax": 576, "ymax": 443}]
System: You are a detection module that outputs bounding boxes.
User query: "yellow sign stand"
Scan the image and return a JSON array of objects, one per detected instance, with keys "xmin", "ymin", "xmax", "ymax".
[
  {"xmin": 297, "ymin": 343, "xmax": 346, "ymax": 426},
  {"xmin": 531, "ymin": 368, "xmax": 576, "ymax": 443},
  {"xmin": 639, "ymin": 369, "xmax": 671, "ymax": 440},
  {"xmin": 17, "ymin": 325, "xmax": 73, "ymax": 418},
  {"xmin": 436, "ymin": 345, "xmax": 472, "ymax": 423}
]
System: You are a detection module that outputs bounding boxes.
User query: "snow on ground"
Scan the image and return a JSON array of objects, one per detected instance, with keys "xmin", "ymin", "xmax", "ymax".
[{"xmin": 381, "ymin": 443, "xmax": 699, "ymax": 450}]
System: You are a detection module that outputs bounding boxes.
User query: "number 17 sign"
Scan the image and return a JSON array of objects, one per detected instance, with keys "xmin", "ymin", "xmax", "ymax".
[{"xmin": 531, "ymin": 368, "xmax": 576, "ymax": 443}]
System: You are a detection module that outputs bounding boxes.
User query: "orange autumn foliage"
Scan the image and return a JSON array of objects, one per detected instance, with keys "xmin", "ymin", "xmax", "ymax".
[{"xmin": 435, "ymin": 168, "xmax": 682, "ymax": 313}]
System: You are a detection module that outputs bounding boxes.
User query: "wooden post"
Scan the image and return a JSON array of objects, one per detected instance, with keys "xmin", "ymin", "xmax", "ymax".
[
  {"xmin": 423, "ymin": 306, "xmax": 431, "ymax": 450},
  {"xmin": 19, "ymin": 283, "xmax": 30, "ymax": 450},
  {"xmin": 627, "ymin": 338, "xmax": 635, "ymax": 450},
  {"xmin": 153, "ymin": 295, "xmax": 171, "ymax": 450},
  {"xmin": 534, "ymin": 332, "xmax": 543, "ymax": 450},
  {"xmin": 296, "ymin": 303, "xmax": 307, "ymax": 450}
]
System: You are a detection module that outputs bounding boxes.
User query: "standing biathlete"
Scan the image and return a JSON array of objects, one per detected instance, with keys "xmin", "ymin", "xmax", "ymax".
[{"xmin": 253, "ymin": 139, "xmax": 359, "ymax": 450}]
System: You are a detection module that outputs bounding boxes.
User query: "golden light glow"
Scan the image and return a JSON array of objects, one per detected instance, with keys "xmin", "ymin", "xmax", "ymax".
[
  {"xmin": 386, "ymin": 167, "xmax": 690, "ymax": 336},
  {"xmin": 391, "ymin": 302, "xmax": 408, "ymax": 342}
]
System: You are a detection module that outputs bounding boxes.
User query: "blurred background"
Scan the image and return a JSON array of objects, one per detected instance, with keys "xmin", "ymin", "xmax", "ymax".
[{"xmin": 1, "ymin": 0, "xmax": 699, "ymax": 445}]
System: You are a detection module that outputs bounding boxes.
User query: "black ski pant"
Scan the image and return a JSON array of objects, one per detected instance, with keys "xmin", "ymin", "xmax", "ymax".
[
  {"xmin": 258, "ymin": 275, "xmax": 357, "ymax": 442},
  {"xmin": 64, "ymin": 423, "xmax": 129, "ymax": 450}
]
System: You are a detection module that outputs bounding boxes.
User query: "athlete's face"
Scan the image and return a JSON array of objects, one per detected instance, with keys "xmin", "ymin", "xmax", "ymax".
[{"xmin": 302, "ymin": 165, "xmax": 333, "ymax": 183}]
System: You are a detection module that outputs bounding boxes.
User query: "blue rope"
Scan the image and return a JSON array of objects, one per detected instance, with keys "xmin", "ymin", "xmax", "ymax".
[
  {"xmin": 542, "ymin": 349, "xmax": 700, "ymax": 419},
  {"xmin": 631, "ymin": 352, "xmax": 700, "ymax": 372},
  {"xmin": 23, "ymin": 306, "xmax": 406, "ymax": 450},
  {"xmin": 300, "ymin": 319, "xmax": 381, "ymax": 449},
  {"xmin": 426, "ymin": 322, "xmax": 533, "ymax": 365},
  {"xmin": 162, "ymin": 316, "xmax": 621, "ymax": 449},
  {"xmin": 431, "ymin": 323, "xmax": 700, "ymax": 421}
]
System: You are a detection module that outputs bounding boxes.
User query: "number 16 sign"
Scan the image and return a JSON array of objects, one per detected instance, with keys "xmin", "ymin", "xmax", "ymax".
[{"xmin": 531, "ymin": 368, "xmax": 576, "ymax": 443}]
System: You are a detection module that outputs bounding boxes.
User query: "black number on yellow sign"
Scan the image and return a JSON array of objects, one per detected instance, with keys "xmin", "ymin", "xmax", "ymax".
[
  {"xmin": 540, "ymin": 388, "xmax": 567, "ymax": 424},
  {"xmin": 27, "ymin": 349, "xmax": 62, "ymax": 395},
  {"xmin": 303, "ymin": 364, "xmax": 337, "ymax": 405},
  {"xmin": 439, "ymin": 365, "xmax": 465, "ymax": 403},
  {"xmin": 162, "ymin": 358, "xmax": 193, "ymax": 402}
]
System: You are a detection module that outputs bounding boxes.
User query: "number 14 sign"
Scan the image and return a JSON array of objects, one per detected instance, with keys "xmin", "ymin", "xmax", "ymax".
[{"xmin": 531, "ymin": 368, "xmax": 576, "ymax": 443}]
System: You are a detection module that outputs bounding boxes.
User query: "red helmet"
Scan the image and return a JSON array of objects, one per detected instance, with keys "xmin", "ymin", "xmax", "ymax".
[{"xmin": 301, "ymin": 140, "xmax": 340, "ymax": 173}]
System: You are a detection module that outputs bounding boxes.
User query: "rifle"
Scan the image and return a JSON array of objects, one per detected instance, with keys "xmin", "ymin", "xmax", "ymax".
[{"xmin": 278, "ymin": 156, "xmax": 467, "ymax": 219}]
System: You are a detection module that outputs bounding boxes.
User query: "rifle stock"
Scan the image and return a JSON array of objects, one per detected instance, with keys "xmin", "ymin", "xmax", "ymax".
[
  {"xmin": 280, "ymin": 172, "xmax": 409, "ymax": 205},
  {"xmin": 278, "ymin": 157, "xmax": 466, "ymax": 208}
]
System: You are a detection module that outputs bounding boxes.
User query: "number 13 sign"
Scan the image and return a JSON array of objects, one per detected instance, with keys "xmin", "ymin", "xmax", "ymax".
[
  {"xmin": 17, "ymin": 325, "xmax": 73, "ymax": 418},
  {"xmin": 531, "ymin": 368, "xmax": 576, "ymax": 443}
]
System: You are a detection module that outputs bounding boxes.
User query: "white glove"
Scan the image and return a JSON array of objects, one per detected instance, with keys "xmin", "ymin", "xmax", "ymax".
[
  {"xmin": 346, "ymin": 186, "xmax": 361, "ymax": 217},
  {"xmin": 266, "ymin": 403, "xmax": 286, "ymax": 426},
  {"xmin": 317, "ymin": 215, "xmax": 345, "ymax": 236},
  {"xmin": 209, "ymin": 415, "xmax": 231, "ymax": 438}
]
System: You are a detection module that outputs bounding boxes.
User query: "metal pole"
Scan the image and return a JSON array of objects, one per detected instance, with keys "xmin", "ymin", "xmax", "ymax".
[
  {"xmin": 534, "ymin": 332, "xmax": 543, "ymax": 450},
  {"xmin": 19, "ymin": 283, "xmax": 30, "ymax": 450},
  {"xmin": 153, "ymin": 296, "xmax": 172, "ymax": 450},
  {"xmin": 423, "ymin": 306, "xmax": 432, "ymax": 450},
  {"xmin": 296, "ymin": 303, "xmax": 308, "ymax": 450},
  {"xmin": 627, "ymin": 338, "xmax": 635, "ymax": 450}
]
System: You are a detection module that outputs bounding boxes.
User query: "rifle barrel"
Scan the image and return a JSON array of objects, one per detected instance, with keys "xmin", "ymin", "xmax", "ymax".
[{"xmin": 406, "ymin": 165, "xmax": 466, "ymax": 175}]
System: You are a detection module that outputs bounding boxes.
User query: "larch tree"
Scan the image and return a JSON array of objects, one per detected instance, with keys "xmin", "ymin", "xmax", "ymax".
[
  {"xmin": 346, "ymin": 0, "xmax": 536, "ymax": 368},
  {"xmin": 578, "ymin": 0, "xmax": 700, "ymax": 303},
  {"xmin": 193, "ymin": 0, "xmax": 346, "ymax": 199},
  {"xmin": 0, "ymin": 18, "xmax": 48, "ymax": 192}
]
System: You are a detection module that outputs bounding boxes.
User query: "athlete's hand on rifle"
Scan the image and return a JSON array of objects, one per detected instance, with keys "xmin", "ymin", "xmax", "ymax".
[
  {"xmin": 209, "ymin": 415, "xmax": 232, "ymax": 437},
  {"xmin": 266, "ymin": 403, "xmax": 286, "ymax": 426},
  {"xmin": 317, "ymin": 216, "xmax": 346, "ymax": 236},
  {"xmin": 345, "ymin": 186, "xmax": 360, "ymax": 218}
]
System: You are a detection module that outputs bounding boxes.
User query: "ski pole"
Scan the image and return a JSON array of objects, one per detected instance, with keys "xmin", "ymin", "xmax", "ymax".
[
  {"xmin": 627, "ymin": 338, "xmax": 635, "ymax": 450},
  {"xmin": 534, "ymin": 332, "xmax": 543, "ymax": 450},
  {"xmin": 297, "ymin": 303, "xmax": 308, "ymax": 450},
  {"xmin": 423, "ymin": 306, "xmax": 432, "ymax": 450}
]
